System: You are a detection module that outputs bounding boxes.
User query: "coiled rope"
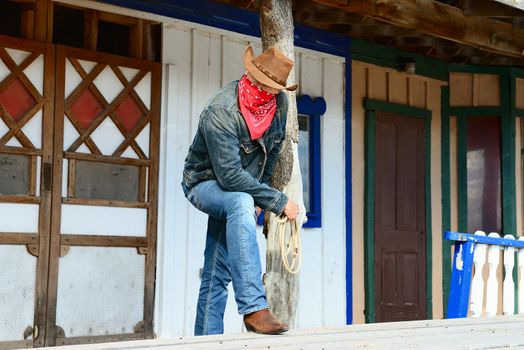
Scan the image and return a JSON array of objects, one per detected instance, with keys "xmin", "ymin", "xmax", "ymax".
[{"xmin": 276, "ymin": 216, "xmax": 302, "ymax": 274}]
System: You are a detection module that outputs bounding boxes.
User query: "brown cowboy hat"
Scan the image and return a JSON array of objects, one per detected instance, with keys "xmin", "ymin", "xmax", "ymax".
[{"xmin": 243, "ymin": 46, "xmax": 298, "ymax": 91}]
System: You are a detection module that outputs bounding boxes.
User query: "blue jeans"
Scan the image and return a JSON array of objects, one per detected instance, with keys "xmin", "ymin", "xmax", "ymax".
[{"xmin": 186, "ymin": 180, "xmax": 268, "ymax": 335}]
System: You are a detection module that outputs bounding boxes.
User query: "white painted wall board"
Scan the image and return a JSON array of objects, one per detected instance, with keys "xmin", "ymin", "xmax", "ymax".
[
  {"xmin": 155, "ymin": 64, "xmax": 178, "ymax": 338},
  {"xmin": 295, "ymin": 54, "xmax": 325, "ymax": 328},
  {"xmin": 156, "ymin": 25, "xmax": 193, "ymax": 337},
  {"xmin": 60, "ymin": 204, "xmax": 147, "ymax": 236},
  {"xmin": 297, "ymin": 228, "xmax": 324, "ymax": 328},
  {"xmin": 221, "ymin": 37, "xmax": 246, "ymax": 86},
  {"xmin": 0, "ymin": 203, "xmax": 39, "ymax": 233},
  {"xmin": 320, "ymin": 58, "xmax": 346, "ymax": 326}
]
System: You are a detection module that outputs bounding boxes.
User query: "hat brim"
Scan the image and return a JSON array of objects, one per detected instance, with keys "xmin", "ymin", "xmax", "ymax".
[{"xmin": 243, "ymin": 46, "xmax": 298, "ymax": 92}]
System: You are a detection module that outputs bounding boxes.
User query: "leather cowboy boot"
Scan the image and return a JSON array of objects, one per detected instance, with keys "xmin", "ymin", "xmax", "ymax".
[{"xmin": 244, "ymin": 309, "xmax": 289, "ymax": 335}]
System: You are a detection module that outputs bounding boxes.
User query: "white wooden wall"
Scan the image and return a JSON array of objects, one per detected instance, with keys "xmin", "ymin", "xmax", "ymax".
[{"xmin": 155, "ymin": 22, "xmax": 346, "ymax": 337}]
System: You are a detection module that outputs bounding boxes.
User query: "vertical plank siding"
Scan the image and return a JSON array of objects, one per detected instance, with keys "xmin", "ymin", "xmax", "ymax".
[
  {"xmin": 449, "ymin": 73, "xmax": 500, "ymax": 107},
  {"xmin": 351, "ymin": 61, "xmax": 445, "ymax": 323},
  {"xmin": 157, "ymin": 23, "xmax": 346, "ymax": 336}
]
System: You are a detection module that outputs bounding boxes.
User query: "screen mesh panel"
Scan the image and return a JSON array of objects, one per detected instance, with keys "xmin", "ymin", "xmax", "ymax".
[
  {"xmin": 56, "ymin": 246, "xmax": 145, "ymax": 337},
  {"xmin": 0, "ymin": 245, "xmax": 37, "ymax": 341}
]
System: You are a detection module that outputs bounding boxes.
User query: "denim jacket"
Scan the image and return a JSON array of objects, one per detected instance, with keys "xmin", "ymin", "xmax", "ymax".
[{"xmin": 182, "ymin": 81, "xmax": 288, "ymax": 215}]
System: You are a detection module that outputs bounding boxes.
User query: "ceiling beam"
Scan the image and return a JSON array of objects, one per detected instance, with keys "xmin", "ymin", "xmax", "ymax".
[{"xmin": 313, "ymin": 0, "xmax": 524, "ymax": 59}]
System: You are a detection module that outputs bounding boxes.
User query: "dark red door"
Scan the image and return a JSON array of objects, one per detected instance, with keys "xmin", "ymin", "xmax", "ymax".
[{"xmin": 374, "ymin": 111, "xmax": 426, "ymax": 322}]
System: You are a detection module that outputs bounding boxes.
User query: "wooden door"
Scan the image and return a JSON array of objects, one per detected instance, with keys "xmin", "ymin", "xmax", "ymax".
[
  {"xmin": 374, "ymin": 111, "xmax": 426, "ymax": 322},
  {"xmin": 44, "ymin": 46, "xmax": 160, "ymax": 346},
  {"xmin": 0, "ymin": 35, "xmax": 54, "ymax": 349},
  {"xmin": 0, "ymin": 38, "xmax": 160, "ymax": 348}
]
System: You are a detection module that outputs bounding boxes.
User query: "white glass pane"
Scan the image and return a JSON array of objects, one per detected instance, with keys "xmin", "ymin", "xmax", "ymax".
[
  {"xmin": 61, "ymin": 204, "xmax": 147, "ymax": 236},
  {"xmin": 93, "ymin": 66, "xmax": 123, "ymax": 104},
  {"xmin": 135, "ymin": 123, "xmax": 150, "ymax": 158},
  {"xmin": 89, "ymin": 117, "xmax": 125, "ymax": 156},
  {"xmin": 24, "ymin": 54, "xmax": 44, "ymax": 95},
  {"xmin": 134, "ymin": 72, "xmax": 151, "ymax": 109},
  {"xmin": 0, "ymin": 203, "xmax": 39, "ymax": 233},
  {"xmin": 21, "ymin": 109, "xmax": 42, "ymax": 149}
]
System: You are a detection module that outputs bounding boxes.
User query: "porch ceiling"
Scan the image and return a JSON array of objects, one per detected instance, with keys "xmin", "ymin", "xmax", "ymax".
[{"xmin": 212, "ymin": 0, "xmax": 524, "ymax": 66}]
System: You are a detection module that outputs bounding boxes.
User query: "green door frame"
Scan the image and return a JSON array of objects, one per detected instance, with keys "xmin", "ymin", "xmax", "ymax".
[
  {"xmin": 363, "ymin": 98, "xmax": 433, "ymax": 323},
  {"xmin": 441, "ymin": 65, "xmax": 521, "ymax": 315}
]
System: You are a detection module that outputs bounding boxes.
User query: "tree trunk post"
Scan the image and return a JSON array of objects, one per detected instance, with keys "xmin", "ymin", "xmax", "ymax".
[{"xmin": 259, "ymin": 0, "xmax": 306, "ymax": 328}]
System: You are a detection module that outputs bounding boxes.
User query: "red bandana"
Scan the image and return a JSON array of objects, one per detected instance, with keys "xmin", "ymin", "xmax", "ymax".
[{"xmin": 238, "ymin": 74, "xmax": 277, "ymax": 140}]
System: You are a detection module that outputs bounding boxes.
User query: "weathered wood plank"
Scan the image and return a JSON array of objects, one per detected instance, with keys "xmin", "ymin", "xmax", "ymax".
[{"xmin": 38, "ymin": 316, "xmax": 524, "ymax": 350}]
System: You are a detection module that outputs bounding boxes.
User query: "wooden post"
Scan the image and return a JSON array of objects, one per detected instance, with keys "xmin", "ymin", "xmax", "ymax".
[{"xmin": 259, "ymin": 0, "xmax": 306, "ymax": 328}]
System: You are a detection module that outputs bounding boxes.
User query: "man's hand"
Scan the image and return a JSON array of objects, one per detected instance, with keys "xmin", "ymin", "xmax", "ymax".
[
  {"xmin": 283, "ymin": 199, "xmax": 299, "ymax": 220},
  {"xmin": 256, "ymin": 206, "xmax": 262, "ymax": 218}
]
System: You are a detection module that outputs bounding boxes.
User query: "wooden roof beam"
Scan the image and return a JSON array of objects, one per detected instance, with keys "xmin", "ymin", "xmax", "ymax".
[{"xmin": 313, "ymin": 0, "xmax": 524, "ymax": 59}]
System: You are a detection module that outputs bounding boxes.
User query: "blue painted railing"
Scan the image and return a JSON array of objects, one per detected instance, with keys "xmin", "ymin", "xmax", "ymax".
[{"xmin": 445, "ymin": 231, "xmax": 524, "ymax": 318}]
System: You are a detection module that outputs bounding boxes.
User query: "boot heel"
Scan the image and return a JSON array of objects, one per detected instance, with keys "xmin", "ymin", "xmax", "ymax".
[{"xmin": 244, "ymin": 323, "xmax": 255, "ymax": 333}]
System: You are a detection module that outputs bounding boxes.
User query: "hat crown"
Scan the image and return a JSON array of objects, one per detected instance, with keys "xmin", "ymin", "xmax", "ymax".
[
  {"xmin": 243, "ymin": 45, "xmax": 298, "ymax": 91},
  {"xmin": 251, "ymin": 47, "xmax": 294, "ymax": 86}
]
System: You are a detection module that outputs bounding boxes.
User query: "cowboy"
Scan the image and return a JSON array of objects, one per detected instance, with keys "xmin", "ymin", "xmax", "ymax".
[{"xmin": 181, "ymin": 46, "xmax": 300, "ymax": 335}]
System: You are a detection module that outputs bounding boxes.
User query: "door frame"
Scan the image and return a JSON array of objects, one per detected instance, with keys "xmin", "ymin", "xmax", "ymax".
[{"xmin": 363, "ymin": 98, "xmax": 433, "ymax": 323}]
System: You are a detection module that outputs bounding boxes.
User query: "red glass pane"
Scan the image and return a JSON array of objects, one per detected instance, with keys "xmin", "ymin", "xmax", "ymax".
[
  {"xmin": 467, "ymin": 116, "xmax": 501, "ymax": 233},
  {"xmin": 70, "ymin": 90, "xmax": 104, "ymax": 129},
  {"xmin": 0, "ymin": 78, "xmax": 36, "ymax": 122},
  {"xmin": 115, "ymin": 95, "xmax": 143, "ymax": 132}
]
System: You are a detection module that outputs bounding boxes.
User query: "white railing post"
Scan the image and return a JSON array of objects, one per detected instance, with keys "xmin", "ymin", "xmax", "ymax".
[
  {"xmin": 470, "ymin": 231, "xmax": 487, "ymax": 317},
  {"xmin": 485, "ymin": 232, "xmax": 501, "ymax": 316},
  {"xmin": 503, "ymin": 235, "xmax": 516, "ymax": 315},
  {"xmin": 519, "ymin": 237, "xmax": 524, "ymax": 315}
]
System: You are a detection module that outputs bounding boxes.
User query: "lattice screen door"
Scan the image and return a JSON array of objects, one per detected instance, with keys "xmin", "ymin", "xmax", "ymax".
[{"xmin": 0, "ymin": 36, "xmax": 161, "ymax": 349}]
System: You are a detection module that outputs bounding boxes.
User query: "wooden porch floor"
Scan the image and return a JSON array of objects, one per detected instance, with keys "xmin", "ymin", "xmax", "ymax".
[{"xmin": 38, "ymin": 316, "xmax": 524, "ymax": 350}]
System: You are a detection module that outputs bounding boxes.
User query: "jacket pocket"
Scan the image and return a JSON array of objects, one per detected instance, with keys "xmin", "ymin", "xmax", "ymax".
[{"xmin": 240, "ymin": 138, "xmax": 259, "ymax": 154}]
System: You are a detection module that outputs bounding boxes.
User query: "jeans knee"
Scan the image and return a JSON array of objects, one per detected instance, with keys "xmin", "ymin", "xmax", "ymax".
[{"xmin": 227, "ymin": 192, "xmax": 255, "ymax": 217}]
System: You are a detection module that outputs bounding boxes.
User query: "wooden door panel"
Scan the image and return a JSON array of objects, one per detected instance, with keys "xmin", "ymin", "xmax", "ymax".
[
  {"xmin": 44, "ymin": 46, "xmax": 160, "ymax": 347},
  {"xmin": 0, "ymin": 34, "xmax": 54, "ymax": 349},
  {"xmin": 374, "ymin": 111, "xmax": 426, "ymax": 322}
]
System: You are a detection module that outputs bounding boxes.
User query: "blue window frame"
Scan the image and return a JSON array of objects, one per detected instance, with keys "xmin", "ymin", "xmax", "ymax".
[
  {"xmin": 297, "ymin": 95, "xmax": 325, "ymax": 228},
  {"xmin": 258, "ymin": 95, "xmax": 326, "ymax": 228}
]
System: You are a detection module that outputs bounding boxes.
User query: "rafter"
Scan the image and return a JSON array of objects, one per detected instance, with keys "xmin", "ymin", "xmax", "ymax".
[{"xmin": 313, "ymin": 0, "xmax": 524, "ymax": 59}]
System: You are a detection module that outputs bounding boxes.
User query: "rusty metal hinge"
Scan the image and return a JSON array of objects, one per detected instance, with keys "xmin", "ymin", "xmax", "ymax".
[{"xmin": 42, "ymin": 162, "xmax": 52, "ymax": 192}]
